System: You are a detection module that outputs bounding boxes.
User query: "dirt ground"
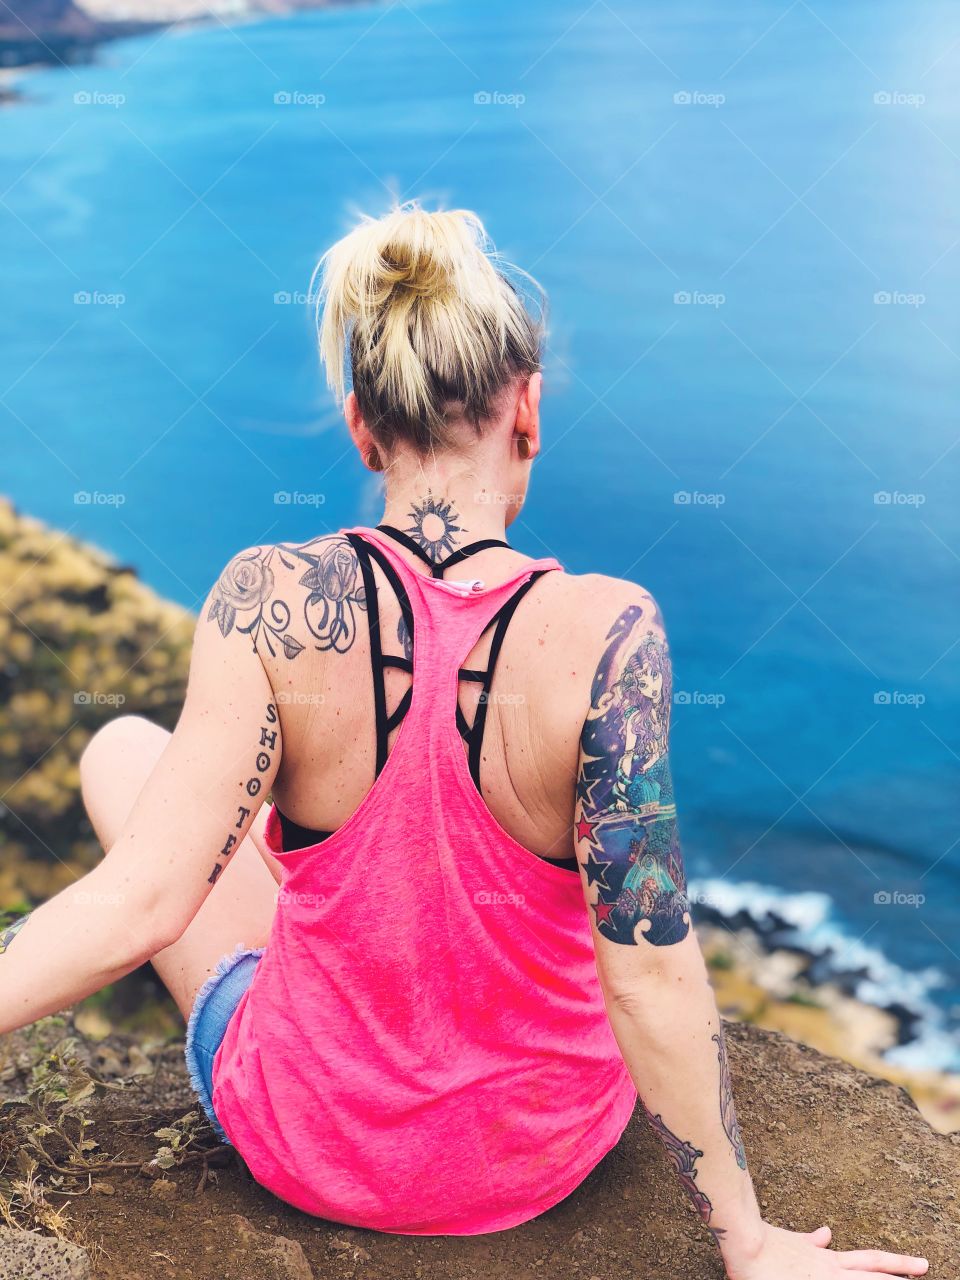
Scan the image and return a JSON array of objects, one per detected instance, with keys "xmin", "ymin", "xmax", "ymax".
[{"xmin": 2, "ymin": 1021, "xmax": 957, "ymax": 1280}]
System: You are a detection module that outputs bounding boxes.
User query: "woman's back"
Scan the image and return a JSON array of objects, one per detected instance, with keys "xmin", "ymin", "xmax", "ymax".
[
  {"xmin": 210, "ymin": 523, "xmax": 637, "ymax": 1232},
  {"xmin": 223, "ymin": 523, "xmax": 606, "ymax": 864}
]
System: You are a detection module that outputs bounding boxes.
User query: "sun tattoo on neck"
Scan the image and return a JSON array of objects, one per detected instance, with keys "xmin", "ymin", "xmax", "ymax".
[{"xmin": 404, "ymin": 494, "xmax": 463, "ymax": 562}]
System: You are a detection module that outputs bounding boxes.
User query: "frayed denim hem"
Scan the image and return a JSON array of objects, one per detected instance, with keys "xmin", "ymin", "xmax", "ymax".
[{"xmin": 184, "ymin": 944, "xmax": 265, "ymax": 1144}]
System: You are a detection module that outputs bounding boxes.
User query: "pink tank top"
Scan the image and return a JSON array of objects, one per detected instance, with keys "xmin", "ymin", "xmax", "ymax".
[{"xmin": 211, "ymin": 526, "xmax": 636, "ymax": 1235}]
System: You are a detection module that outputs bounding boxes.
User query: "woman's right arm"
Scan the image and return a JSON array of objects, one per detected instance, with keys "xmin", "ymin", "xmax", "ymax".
[{"xmin": 574, "ymin": 587, "xmax": 928, "ymax": 1280}]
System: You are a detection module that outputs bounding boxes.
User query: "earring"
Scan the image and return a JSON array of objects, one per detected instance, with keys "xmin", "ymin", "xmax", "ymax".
[
  {"xmin": 516, "ymin": 435, "xmax": 531, "ymax": 461},
  {"xmin": 367, "ymin": 446, "xmax": 383, "ymax": 472}
]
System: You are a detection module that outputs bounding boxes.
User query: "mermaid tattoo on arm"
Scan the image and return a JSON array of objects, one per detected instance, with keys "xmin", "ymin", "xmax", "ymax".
[{"xmin": 575, "ymin": 602, "xmax": 689, "ymax": 947}]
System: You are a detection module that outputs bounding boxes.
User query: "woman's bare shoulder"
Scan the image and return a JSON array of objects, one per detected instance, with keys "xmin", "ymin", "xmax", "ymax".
[{"xmin": 556, "ymin": 570, "xmax": 667, "ymax": 645}]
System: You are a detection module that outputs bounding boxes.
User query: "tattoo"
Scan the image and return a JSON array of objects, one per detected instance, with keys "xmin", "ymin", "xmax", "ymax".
[
  {"xmin": 297, "ymin": 538, "xmax": 368, "ymax": 653},
  {"xmin": 0, "ymin": 914, "xmax": 29, "ymax": 955},
  {"xmin": 207, "ymin": 538, "xmax": 367, "ymax": 657},
  {"xmin": 713, "ymin": 1028, "xmax": 747, "ymax": 1169},
  {"xmin": 576, "ymin": 603, "xmax": 689, "ymax": 946},
  {"xmin": 645, "ymin": 1109, "xmax": 726, "ymax": 1245},
  {"xmin": 207, "ymin": 702, "xmax": 279, "ymax": 886},
  {"xmin": 403, "ymin": 493, "xmax": 462, "ymax": 562},
  {"xmin": 397, "ymin": 614, "xmax": 413, "ymax": 663}
]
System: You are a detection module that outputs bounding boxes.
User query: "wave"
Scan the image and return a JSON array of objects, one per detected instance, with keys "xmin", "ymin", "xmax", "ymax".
[{"xmin": 689, "ymin": 877, "xmax": 959, "ymax": 1072}]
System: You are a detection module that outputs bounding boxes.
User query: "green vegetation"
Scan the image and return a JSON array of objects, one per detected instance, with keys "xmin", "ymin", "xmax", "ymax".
[
  {"xmin": 0, "ymin": 1019, "xmax": 221, "ymax": 1237},
  {"xmin": 0, "ymin": 498, "xmax": 194, "ymax": 908}
]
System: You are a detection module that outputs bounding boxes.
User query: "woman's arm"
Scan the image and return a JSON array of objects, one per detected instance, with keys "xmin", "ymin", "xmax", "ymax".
[
  {"xmin": 0, "ymin": 551, "xmax": 282, "ymax": 1035},
  {"xmin": 576, "ymin": 590, "xmax": 928, "ymax": 1280}
]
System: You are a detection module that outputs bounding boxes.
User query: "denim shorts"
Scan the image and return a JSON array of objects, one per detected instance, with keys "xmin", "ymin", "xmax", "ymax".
[{"xmin": 184, "ymin": 945, "xmax": 264, "ymax": 1143}]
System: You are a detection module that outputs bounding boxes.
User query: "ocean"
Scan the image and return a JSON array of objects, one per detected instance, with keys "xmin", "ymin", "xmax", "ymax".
[{"xmin": 2, "ymin": 0, "xmax": 958, "ymax": 1065}]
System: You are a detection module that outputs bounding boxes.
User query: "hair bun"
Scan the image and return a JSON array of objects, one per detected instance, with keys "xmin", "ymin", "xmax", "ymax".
[
  {"xmin": 379, "ymin": 241, "xmax": 451, "ymax": 300},
  {"xmin": 315, "ymin": 201, "xmax": 544, "ymax": 452}
]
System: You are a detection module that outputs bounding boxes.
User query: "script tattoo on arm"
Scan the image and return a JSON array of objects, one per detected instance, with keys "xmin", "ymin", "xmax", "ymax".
[
  {"xmin": 576, "ymin": 602, "xmax": 690, "ymax": 946},
  {"xmin": 0, "ymin": 914, "xmax": 29, "ymax": 955},
  {"xmin": 207, "ymin": 537, "xmax": 367, "ymax": 656},
  {"xmin": 207, "ymin": 702, "xmax": 280, "ymax": 887},
  {"xmin": 644, "ymin": 1108, "xmax": 726, "ymax": 1245}
]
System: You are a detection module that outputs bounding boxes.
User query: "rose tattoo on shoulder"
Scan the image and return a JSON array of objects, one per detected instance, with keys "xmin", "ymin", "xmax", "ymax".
[{"xmin": 207, "ymin": 538, "xmax": 367, "ymax": 658}]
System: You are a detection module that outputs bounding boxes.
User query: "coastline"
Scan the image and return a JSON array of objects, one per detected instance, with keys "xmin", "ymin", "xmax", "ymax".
[
  {"xmin": 0, "ymin": 0, "xmax": 351, "ymax": 84},
  {"xmin": 698, "ymin": 919, "xmax": 960, "ymax": 1134}
]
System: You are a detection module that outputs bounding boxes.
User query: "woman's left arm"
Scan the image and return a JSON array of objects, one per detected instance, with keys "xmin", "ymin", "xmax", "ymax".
[{"xmin": 0, "ymin": 552, "xmax": 281, "ymax": 1035}]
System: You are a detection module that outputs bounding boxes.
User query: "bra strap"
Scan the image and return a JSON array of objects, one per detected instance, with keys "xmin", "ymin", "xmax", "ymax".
[
  {"xmin": 346, "ymin": 532, "xmax": 415, "ymax": 778},
  {"xmin": 376, "ymin": 523, "xmax": 512, "ymax": 579},
  {"xmin": 463, "ymin": 570, "xmax": 549, "ymax": 789}
]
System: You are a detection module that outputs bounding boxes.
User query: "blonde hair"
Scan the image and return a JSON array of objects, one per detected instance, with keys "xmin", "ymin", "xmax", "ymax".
[{"xmin": 315, "ymin": 203, "xmax": 544, "ymax": 453}]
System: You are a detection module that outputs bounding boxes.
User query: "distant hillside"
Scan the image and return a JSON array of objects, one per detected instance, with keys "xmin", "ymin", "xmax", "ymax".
[
  {"xmin": 0, "ymin": 0, "xmax": 347, "ymax": 71},
  {"xmin": 0, "ymin": 0, "xmax": 119, "ymax": 68},
  {"xmin": 0, "ymin": 497, "xmax": 194, "ymax": 902}
]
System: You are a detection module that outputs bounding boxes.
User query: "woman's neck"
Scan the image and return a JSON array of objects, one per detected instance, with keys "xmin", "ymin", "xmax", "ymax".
[{"xmin": 378, "ymin": 455, "xmax": 516, "ymax": 562}]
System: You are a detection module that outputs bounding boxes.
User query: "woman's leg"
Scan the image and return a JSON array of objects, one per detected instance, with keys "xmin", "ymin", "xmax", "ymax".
[{"xmin": 80, "ymin": 715, "xmax": 280, "ymax": 1019}]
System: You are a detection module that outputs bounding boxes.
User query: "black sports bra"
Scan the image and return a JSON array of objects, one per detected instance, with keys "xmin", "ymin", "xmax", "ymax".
[{"xmin": 274, "ymin": 524, "xmax": 578, "ymax": 872}]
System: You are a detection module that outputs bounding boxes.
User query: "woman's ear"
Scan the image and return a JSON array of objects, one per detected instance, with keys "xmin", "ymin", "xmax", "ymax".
[
  {"xmin": 345, "ymin": 393, "xmax": 385, "ymax": 472},
  {"xmin": 515, "ymin": 373, "xmax": 542, "ymax": 458},
  {"xmin": 344, "ymin": 391, "xmax": 364, "ymax": 440}
]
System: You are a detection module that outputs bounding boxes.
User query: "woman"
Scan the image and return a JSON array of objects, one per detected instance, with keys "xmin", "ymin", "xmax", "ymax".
[{"xmin": 0, "ymin": 205, "xmax": 928, "ymax": 1279}]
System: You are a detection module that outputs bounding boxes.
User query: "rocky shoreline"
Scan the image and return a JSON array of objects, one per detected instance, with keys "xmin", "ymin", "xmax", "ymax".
[
  {"xmin": 698, "ymin": 922, "xmax": 960, "ymax": 1135},
  {"xmin": 0, "ymin": 0, "xmax": 350, "ymax": 79},
  {"xmin": 0, "ymin": 495, "xmax": 957, "ymax": 1139}
]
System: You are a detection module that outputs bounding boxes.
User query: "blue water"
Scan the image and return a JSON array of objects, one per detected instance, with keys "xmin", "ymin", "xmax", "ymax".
[{"xmin": 3, "ymin": 0, "xmax": 959, "ymax": 1064}]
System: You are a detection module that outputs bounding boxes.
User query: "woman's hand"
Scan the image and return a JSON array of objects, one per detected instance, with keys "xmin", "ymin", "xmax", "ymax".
[{"xmin": 723, "ymin": 1223, "xmax": 929, "ymax": 1280}]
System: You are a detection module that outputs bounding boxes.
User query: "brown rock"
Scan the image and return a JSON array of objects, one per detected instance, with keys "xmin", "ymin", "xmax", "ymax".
[
  {"xmin": 27, "ymin": 1023, "xmax": 948, "ymax": 1280},
  {"xmin": 225, "ymin": 1215, "xmax": 314, "ymax": 1280}
]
